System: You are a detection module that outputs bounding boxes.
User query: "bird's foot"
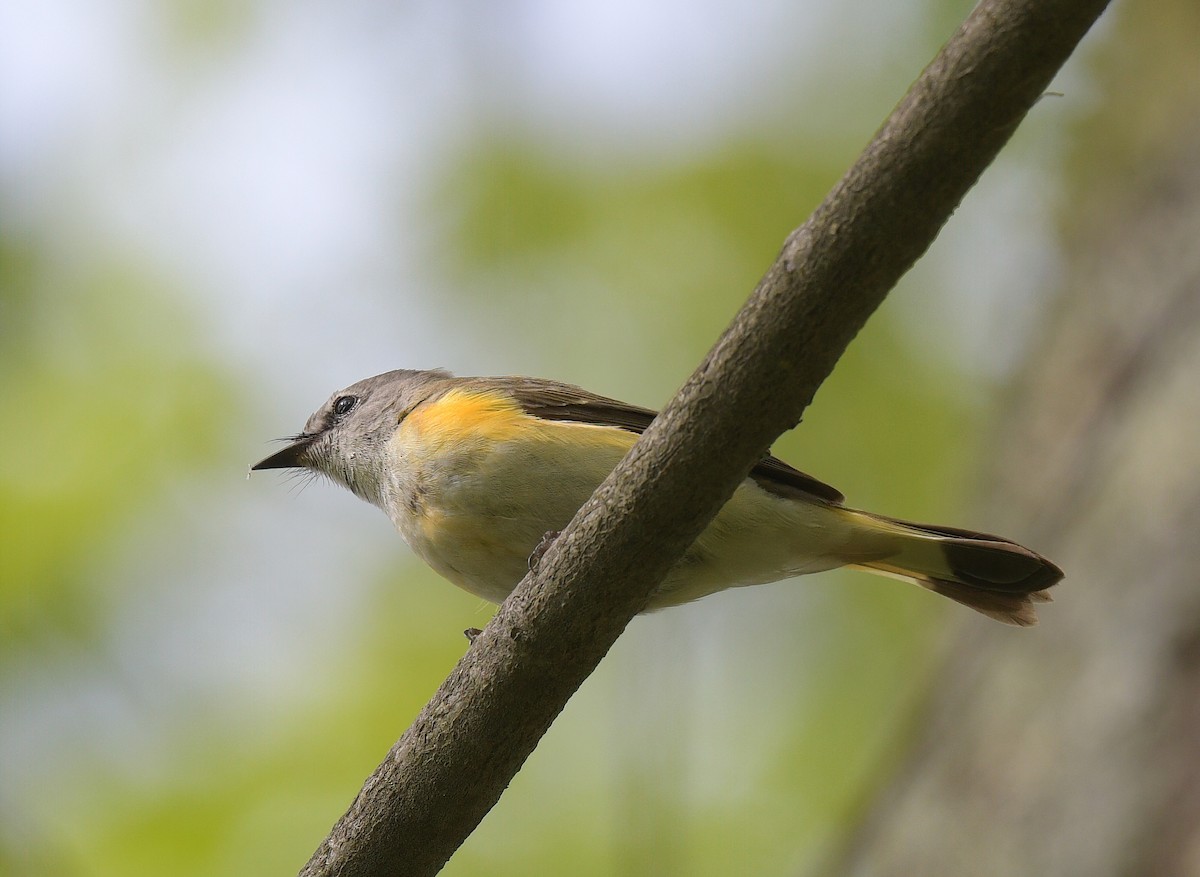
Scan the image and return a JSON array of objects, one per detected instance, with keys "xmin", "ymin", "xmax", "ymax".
[{"xmin": 528, "ymin": 530, "xmax": 561, "ymax": 571}]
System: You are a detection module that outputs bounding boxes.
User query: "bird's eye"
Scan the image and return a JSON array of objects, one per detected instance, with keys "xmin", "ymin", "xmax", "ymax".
[{"xmin": 333, "ymin": 395, "xmax": 358, "ymax": 418}]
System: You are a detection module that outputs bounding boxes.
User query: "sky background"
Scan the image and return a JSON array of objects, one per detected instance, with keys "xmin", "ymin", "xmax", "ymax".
[{"xmin": 0, "ymin": 1, "xmax": 1110, "ymax": 874}]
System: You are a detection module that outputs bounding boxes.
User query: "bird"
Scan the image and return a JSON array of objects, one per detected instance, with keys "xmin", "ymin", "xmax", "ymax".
[{"xmin": 252, "ymin": 369, "xmax": 1061, "ymax": 625}]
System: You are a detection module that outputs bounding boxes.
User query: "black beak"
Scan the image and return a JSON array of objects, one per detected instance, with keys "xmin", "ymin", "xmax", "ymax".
[{"xmin": 251, "ymin": 435, "xmax": 315, "ymax": 471}]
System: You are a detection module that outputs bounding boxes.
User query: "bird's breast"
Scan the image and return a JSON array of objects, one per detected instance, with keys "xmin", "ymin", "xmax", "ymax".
[{"xmin": 379, "ymin": 387, "xmax": 635, "ymax": 602}]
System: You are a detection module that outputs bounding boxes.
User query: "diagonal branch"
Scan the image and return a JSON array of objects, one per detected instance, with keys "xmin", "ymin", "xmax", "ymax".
[{"xmin": 299, "ymin": 1, "xmax": 1111, "ymax": 874}]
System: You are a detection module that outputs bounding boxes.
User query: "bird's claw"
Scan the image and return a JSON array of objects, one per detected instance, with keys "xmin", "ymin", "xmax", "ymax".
[{"xmin": 528, "ymin": 529, "xmax": 561, "ymax": 572}]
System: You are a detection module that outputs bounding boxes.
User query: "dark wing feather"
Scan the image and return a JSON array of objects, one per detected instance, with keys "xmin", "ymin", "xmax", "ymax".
[
  {"xmin": 748, "ymin": 453, "xmax": 844, "ymax": 504},
  {"xmin": 474, "ymin": 376, "xmax": 844, "ymax": 505}
]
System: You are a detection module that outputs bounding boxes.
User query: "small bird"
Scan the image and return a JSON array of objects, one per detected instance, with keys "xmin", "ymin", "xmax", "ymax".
[{"xmin": 252, "ymin": 369, "xmax": 1061, "ymax": 625}]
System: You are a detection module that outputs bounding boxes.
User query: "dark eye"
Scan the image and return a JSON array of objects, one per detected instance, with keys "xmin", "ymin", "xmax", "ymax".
[{"xmin": 333, "ymin": 395, "xmax": 358, "ymax": 418}]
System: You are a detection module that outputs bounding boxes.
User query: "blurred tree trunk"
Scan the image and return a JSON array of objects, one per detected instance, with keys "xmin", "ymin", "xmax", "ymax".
[{"xmin": 825, "ymin": 2, "xmax": 1200, "ymax": 875}]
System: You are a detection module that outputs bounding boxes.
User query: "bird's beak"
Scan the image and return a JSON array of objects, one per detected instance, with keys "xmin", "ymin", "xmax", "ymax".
[{"xmin": 251, "ymin": 435, "xmax": 315, "ymax": 471}]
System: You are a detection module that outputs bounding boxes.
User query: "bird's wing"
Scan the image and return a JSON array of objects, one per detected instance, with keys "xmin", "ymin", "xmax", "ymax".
[{"xmin": 477, "ymin": 377, "xmax": 844, "ymax": 505}]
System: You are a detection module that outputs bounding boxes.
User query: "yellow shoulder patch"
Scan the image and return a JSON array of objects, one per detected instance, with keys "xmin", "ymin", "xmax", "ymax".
[{"xmin": 404, "ymin": 388, "xmax": 533, "ymax": 447}]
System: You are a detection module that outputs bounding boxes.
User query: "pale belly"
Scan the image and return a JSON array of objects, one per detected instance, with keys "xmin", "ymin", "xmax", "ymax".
[{"xmin": 384, "ymin": 427, "xmax": 853, "ymax": 609}]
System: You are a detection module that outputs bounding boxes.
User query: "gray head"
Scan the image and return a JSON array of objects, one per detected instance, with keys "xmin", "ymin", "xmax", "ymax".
[{"xmin": 251, "ymin": 368, "xmax": 452, "ymax": 504}]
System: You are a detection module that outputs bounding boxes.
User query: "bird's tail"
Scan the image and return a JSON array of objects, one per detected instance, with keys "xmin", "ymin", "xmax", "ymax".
[{"xmin": 838, "ymin": 509, "xmax": 1063, "ymax": 626}]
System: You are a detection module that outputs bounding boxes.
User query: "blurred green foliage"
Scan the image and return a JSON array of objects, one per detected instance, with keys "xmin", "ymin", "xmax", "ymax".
[
  {"xmin": 437, "ymin": 139, "xmax": 844, "ymax": 388},
  {"xmin": 20, "ymin": 567, "xmax": 476, "ymax": 877},
  {"xmin": 0, "ymin": 245, "xmax": 231, "ymax": 648}
]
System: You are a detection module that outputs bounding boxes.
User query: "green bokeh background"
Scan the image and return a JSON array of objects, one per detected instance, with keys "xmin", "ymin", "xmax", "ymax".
[{"xmin": 0, "ymin": 1, "xmax": 1105, "ymax": 874}]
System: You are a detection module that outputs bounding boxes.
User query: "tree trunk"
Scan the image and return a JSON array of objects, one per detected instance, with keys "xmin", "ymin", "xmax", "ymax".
[{"xmin": 827, "ymin": 2, "xmax": 1200, "ymax": 875}]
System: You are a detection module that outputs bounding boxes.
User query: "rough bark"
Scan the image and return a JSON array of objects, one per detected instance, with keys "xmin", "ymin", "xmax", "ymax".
[
  {"xmin": 827, "ymin": 2, "xmax": 1200, "ymax": 874},
  {"xmin": 298, "ymin": 1, "xmax": 1112, "ymax": 874}
]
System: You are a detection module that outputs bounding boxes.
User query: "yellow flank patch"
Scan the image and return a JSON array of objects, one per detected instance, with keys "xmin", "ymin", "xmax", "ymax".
[{"xmin": 404, "ymin": 388, "xmax": 533, "ymax": 446}]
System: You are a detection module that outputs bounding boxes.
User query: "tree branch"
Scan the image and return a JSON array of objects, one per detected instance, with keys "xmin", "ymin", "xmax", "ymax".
[{"xmin": 299, "ymin": 1, "xmax": 1111, "ymax": 874}]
